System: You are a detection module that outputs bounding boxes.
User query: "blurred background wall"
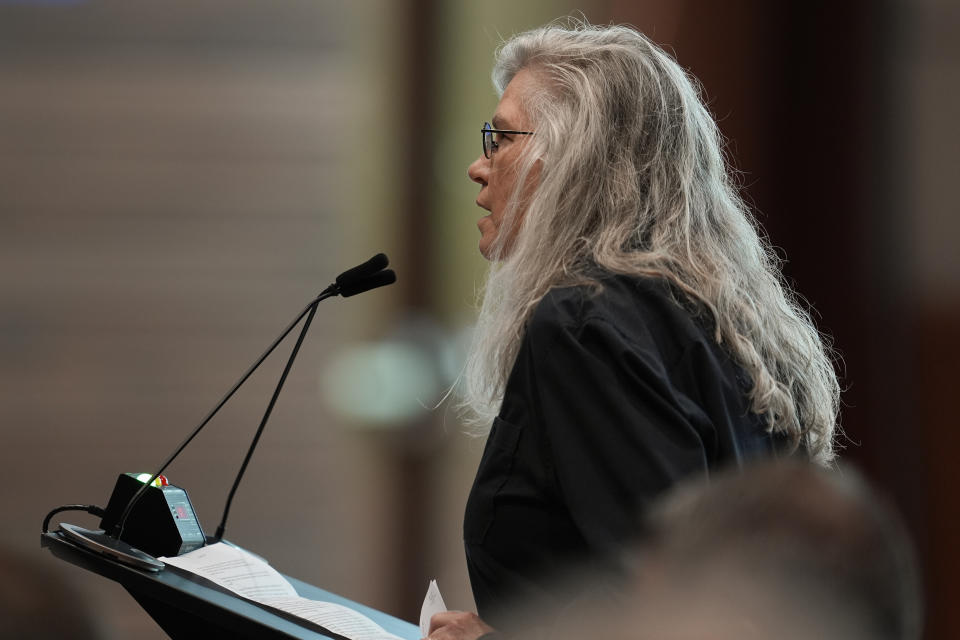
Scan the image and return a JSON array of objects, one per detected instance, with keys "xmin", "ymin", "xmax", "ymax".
[{"xmin": 1, "ymin": 0, "xmax": 956, "ymax": 638}]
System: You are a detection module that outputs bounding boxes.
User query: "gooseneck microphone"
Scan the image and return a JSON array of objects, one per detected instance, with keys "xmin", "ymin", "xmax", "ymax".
[
  {"xmin": 335, "ymin": 252, "xmax": 390, "ymax": 295},
  {"xmin": 114, "ymin": 253, "xmax": 396, "ymax": 543},
  {"xmin": 341, "ymin": 268, "xmax": 397, "ymax": 297},
  {"xmin": 46, "ymin": 254, "xmax": 395, "ymax": 567},
  {"xmin": 209, "ymin": 258, "xmax": 395, "ymax": 542},
  {"xmin": 122, "ymin": 253, "xmax": 396, "ymax": 541}
]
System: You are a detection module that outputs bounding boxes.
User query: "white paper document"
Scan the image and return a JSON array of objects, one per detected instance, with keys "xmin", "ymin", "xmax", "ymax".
[
  {"xmin": 160, "ymin": 543, "xmax": 403, "ymax": 640},
  {"xmin": 259, "ymin": 596, "xmax": 405, "ymax": 640},
  {"xmin": 161, "ymin": 541, "xmax": 298, "ymax": 599},
  {"xmin": 419, "ymin": 579, "xmax": 447, "ymax": 638}
]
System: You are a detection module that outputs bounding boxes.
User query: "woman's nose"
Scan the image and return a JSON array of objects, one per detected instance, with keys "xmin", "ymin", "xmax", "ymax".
[{"xmin": 468, "ymin": 154, "xmax": 488, "ymax": 185}]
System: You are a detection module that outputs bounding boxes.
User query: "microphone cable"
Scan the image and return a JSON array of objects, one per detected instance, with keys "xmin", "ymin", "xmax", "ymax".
[{"xmin": 42, "ymin": 504, "xmax": 106, "ymax": 534}]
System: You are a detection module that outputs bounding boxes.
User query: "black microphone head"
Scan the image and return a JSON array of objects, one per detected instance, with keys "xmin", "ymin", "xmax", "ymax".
[
  {"xmin": 335, "ymin": 254, "xmax": 389, "ymax": 289},
  {"xmin": 339, "ymin": 269, "xmax": 396, "ymax": 297}
]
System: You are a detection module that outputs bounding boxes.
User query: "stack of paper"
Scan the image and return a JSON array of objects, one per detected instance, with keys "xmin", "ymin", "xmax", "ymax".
[{"xmin": 160, "ymin": 542, "xmax": 404, "ymax": 640}]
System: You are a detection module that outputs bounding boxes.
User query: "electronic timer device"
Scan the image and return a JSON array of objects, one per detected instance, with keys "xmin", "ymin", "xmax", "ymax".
[{"xmin": 99, "ymin": 473, "xmax": 205, "ymax": 558}]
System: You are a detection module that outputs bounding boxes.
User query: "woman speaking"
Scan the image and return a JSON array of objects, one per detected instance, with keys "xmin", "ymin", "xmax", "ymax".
[{"xmin": 427, "ymin": 20, "xmax": 840, "ymax": 640}]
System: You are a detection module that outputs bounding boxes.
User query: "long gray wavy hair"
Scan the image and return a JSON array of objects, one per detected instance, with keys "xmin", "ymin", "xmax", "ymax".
[{"xmin": 461, "ymin": 21, "xmax": 840, "ymax": 464}]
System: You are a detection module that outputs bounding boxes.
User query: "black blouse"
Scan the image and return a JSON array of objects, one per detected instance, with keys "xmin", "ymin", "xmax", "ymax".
[{"xmin": 463, "ymin": 274, "xmax": 782, "ymax": 626}]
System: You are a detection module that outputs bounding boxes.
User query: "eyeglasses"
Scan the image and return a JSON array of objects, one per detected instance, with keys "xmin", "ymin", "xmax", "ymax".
[{"xmin": 482, "ymin": 121, "xmax": 534, "ymax": 159}]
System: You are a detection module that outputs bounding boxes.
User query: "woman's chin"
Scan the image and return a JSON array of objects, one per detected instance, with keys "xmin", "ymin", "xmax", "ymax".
[{"xmin": 478, "ymin": 233, "xmax": 497, "ymax": 261}]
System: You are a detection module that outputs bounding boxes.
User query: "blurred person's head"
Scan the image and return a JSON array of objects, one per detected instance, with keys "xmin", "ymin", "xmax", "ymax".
[
  {"xmin": 506, "ymin": 460, "xmax": 921, "ymax": 640},
  {"xmin": 627, "ymin": 460, "xmax": 923, "ymax": 640},
  {"xmin": 461, "ymin": 20, "xmax": 839, "ymax": 467}
]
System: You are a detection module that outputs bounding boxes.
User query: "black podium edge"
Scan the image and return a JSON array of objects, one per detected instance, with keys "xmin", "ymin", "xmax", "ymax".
[{"xmin": 41, "ymin": 531, "xmax": 355, "ymax": 640}]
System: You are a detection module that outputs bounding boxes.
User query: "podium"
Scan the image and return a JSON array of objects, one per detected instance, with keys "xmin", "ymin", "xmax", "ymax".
[{"xmin": 41, "ymin": 531, "xmax": 419, "ymax": 640}]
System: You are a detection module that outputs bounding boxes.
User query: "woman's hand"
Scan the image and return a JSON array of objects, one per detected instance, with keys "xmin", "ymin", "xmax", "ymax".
[{"xmin": 425, "ymin": 610, "xmax": 496, "ymax": 640}]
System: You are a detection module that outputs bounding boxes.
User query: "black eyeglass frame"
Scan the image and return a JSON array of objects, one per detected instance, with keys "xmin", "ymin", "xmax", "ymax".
[{"xmin": 482, "ymin": 121, "xmax": 534, "ymax": 159}]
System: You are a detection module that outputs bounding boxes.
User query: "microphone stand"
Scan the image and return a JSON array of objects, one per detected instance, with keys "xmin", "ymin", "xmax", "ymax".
[
  {"xmin": 212, "ymin": 293, "xmax": 322, "ymax": 542},
  {"xmin": 115, "ymin": 286, "xmax": 336, "ymax": 541}
]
